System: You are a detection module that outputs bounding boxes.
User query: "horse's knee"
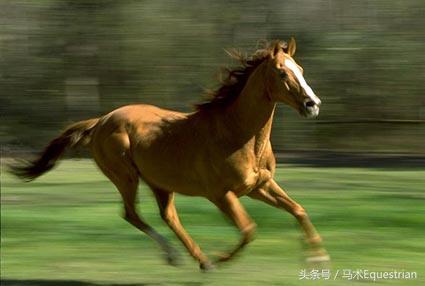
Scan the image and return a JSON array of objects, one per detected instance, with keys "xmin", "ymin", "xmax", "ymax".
[
  {"xmin": 160, "ymin": 212, "xmax": 172, "ymax": 225},
  {"xmin": 159, "ymin": 208, "xmax": 176, "ymax": 226}
]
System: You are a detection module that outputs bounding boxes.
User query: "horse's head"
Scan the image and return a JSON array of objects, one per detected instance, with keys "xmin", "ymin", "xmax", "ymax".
[{"xmin": 266, "ymin": 38, "xmax": 321, "ymax": 118}]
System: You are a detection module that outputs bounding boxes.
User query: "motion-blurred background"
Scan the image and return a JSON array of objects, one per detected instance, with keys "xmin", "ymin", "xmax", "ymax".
[
  {"xmin": 1, "ymin": 0, "xmax": 424, "ymax": 157},
  {"xmin": 1, "ymin": 1, "xmax": 424, "ymax": 286}
]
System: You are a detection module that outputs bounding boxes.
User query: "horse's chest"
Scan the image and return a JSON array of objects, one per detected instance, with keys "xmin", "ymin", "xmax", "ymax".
[
  {"xmin": 226, "ymin": 167, "xmax": 272, "ymax": 197},
  {"xmin": 217, "ymin": 151, "xmax": 272, "ymax": 197}
]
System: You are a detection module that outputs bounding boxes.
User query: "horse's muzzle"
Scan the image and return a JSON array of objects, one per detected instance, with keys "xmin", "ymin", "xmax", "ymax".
[{"xmin": 302, "ymin": 99, "xmax": 320, "ymax": 118}]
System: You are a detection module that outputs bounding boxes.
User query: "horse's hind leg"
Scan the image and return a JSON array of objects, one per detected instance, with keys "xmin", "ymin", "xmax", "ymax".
[
  {"xmin": 93, "ymin": 150, "xmax": 178, "ymax": 265},
  {"xmin": 152, "ymin": 189, "xmax": 213, "ymax": 270},
  {"xmin": 211, "ymin": 191, "xmax": 256, "ymax": 263}
]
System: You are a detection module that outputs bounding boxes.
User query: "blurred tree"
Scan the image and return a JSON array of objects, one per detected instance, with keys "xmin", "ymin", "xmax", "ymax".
[{"xmin": 1, "ymin": 0, "xmax": 424, "ymax": 154}]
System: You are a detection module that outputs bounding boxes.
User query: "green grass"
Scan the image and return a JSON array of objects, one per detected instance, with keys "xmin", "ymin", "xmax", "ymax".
[{"xmin": 1, "ymin": 159, "xmax": 424, "ymax": 285}]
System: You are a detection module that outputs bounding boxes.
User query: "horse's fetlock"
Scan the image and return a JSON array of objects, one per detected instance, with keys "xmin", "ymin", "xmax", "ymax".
[
  {"xmin": 307, "ymin": 235, "xmax": 323, "ymax": 246},
  {"xmin": 294, "ymin": 206, "xmax": 307, "ymax": 220},
  {"xmin": 242, "ymin": 223, "xmax": 257, "ymax": 243}
]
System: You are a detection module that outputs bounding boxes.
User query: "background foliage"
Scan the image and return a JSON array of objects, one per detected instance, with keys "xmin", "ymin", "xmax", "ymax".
[{"xmin": 1, "ymin": 0, "xmax": 424, "ymax": 154}]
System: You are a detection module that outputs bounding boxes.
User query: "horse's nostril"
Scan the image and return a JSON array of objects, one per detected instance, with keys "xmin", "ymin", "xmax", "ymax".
[{"xmin": 305, "ymin": 101, "xmax": 315, "ymax": 108}]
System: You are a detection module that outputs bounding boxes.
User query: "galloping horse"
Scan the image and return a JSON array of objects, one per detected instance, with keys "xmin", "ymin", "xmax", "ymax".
[{"xmin": 12, "ymin": 38, "xmax": 328, "ymax": 270}]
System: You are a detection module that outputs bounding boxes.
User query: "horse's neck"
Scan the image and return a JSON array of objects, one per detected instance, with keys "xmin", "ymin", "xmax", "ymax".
[{"xmin": 224, "ymin": 64, "xmax": 276, "ymax": 155}]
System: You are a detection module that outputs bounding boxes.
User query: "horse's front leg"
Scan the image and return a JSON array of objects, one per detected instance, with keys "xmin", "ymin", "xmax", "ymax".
[
  {"xmin": 248, "ymin": 179, "xmax": 329, "ymax": 262},
  {"xmin": 211, "ymin": 191, "xmax": 257, "ymax": 263}
]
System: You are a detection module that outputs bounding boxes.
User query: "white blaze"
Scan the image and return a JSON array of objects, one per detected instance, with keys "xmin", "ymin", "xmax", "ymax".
[{"xmin": 284, "ymin": 59, "xmax": 321, "ymax": 105}]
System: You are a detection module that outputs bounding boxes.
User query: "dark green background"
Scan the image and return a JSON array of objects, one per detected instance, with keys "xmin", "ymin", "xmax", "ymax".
[{"xmin": 1, "ymin": 0, "xmax": 424, "ymax": 154}]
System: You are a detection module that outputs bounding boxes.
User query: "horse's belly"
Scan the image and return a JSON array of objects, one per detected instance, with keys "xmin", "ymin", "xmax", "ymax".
[
  {"xmin": 131, "ymin": 142, "xmax": 210, "ymax": 196},
  {"xmin": 137, "ymin": 162, "xmax": 207, "ymax": 196}
]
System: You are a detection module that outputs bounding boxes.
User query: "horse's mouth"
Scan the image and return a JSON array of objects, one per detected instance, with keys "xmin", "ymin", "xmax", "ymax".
[{"xmin": 301, "ymin": 105, "xmax": 320, "ymax": 118}]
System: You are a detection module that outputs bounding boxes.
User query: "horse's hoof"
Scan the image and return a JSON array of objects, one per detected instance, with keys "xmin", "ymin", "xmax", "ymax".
[
  {"xmin": 165, "ymin": 248, "xmax": 181, "ymax": 266},
  {"xmin": 305, "ymin": 247, "xmax": 330, "ymax": 264},
  {"xmin": 306, "ymin": 254, "xmax": 331, "ymax": 263},
  {"xmin": 200, "ymin": 261, "xmax": 215, "ymax": 272}
]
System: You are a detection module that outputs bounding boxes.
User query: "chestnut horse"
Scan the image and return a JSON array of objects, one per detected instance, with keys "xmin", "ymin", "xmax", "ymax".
[{"xmin": 12, "ymin": 38, "xmax": 328, "ymax": 270}]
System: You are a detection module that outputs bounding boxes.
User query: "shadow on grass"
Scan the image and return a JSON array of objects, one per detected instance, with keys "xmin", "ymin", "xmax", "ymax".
[{"xmin": 1, "ymin": 279, "xmax": 204, "ymax": 286}]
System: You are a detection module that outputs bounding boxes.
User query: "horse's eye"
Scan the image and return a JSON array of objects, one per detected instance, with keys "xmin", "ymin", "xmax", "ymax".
[{"xmin": 279, "ymin": 69, "xmax": 287, "ymax": 79}]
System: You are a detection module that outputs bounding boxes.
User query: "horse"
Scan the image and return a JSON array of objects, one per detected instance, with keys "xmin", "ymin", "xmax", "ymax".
[{"xmin": 11, "ymin": 38, "xmax": 329, "ymax": 270}]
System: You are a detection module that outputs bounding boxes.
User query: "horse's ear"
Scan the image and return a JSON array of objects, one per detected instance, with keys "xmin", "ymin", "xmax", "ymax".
[
  {"xmin": 287, "ymin": 37, "xmax": 296, "ymax": 56},
  {"xmin": 271, "ymin": 41, "xmax": 282, "ymax": 58}
]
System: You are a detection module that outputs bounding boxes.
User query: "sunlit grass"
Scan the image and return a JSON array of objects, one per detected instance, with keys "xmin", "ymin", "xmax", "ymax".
[{"xmin": 1, "ymin": 159, "xmax": 424, "ymax": 285}]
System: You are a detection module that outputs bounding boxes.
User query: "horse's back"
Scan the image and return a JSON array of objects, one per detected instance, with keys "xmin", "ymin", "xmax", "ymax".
[
  {"xmin": 103, "ymin": 104, "xmax": 187, "ymax": 126},
  {"xmin": 94, "ymin": 104, "xmax": 183, "ymax": 137}
]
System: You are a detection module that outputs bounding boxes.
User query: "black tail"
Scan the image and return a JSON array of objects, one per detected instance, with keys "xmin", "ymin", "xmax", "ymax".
[{"xmin": 10, "ymin": 118, "xmax": 100, "ymax": 181}]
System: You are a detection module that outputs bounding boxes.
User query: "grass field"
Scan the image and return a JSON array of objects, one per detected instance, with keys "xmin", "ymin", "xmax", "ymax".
[{"xmin": 1, "ymin": 159, "xmax": 424, "ymax": 285}]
